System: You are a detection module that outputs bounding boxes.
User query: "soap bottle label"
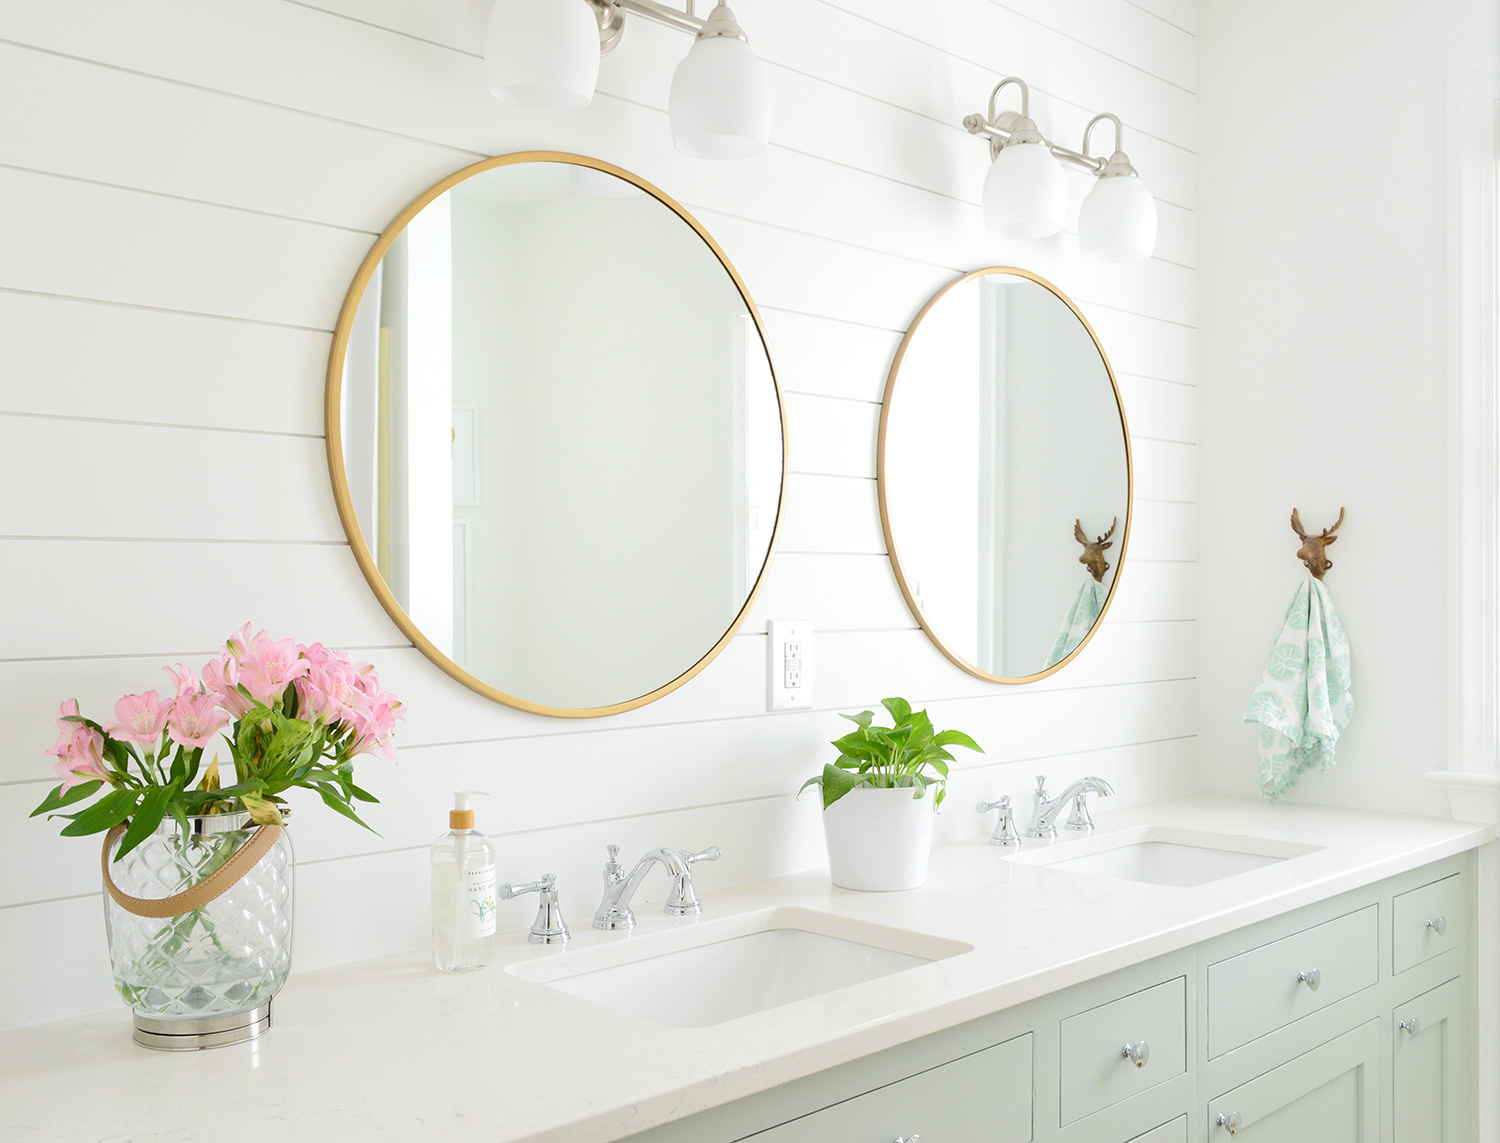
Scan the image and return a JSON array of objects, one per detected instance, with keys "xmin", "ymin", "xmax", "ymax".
[{"xmin": 465, "ymin": 864, "xmax": 497, "ymax": 939}]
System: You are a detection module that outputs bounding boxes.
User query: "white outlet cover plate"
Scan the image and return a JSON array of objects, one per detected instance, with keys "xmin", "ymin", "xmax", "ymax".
[{"xmin": 768, "ymin": 620, "xmax": 813, "ymax": 712}]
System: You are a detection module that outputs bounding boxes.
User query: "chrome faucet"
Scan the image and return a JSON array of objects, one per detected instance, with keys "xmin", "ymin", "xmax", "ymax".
[
  {"xmin": 499, "ymin": 872, "xmax": 570, "ymax": 945},
  {"xmin": 593, "ymin": 844, "xmax": 721, "ymax": 931},
  {"xmin": 1024, "ymin": 774, "xmax": 1115, "ymax": 839}
]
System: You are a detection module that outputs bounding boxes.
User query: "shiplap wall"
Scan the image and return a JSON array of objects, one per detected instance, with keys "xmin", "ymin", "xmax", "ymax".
[{"xmin": 0, "ymin": 0, "xmax": 1197, "ymax": 1030}]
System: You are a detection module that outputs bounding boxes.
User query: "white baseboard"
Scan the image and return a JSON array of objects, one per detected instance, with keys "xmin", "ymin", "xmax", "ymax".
[{"xmin": 1425, "ymin": 770, "xmax": 1500, "ymax": 823}]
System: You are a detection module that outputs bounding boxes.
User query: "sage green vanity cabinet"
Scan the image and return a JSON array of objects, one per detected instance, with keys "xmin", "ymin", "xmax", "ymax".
[{"xmin": 620, "ymin": 853, "xmax": 1476, "ymax": 1143}]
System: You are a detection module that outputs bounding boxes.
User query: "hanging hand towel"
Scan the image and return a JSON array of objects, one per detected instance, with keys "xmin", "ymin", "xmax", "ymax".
[
  {"xmin": 1244, "ymin": 577, "xmax": 1353, "ymax": 799},
  {"xmin": 1047, "ymin": 578, "xmax": 1107, "ymax": 667}
]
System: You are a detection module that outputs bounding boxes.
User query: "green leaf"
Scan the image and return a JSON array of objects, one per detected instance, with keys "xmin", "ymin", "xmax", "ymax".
[
  {"xmin": 30, "ymin": 780, "xmax": 103, "ymax": 817},
  {"xmin": 113, "ymin": 785, "xmax": 173, "ymax": 862},
  {"xmin": 347, "ymin": 782, "xmax": 380, "ymax": 804},
  {"xmin": 59, "ymin": 788, "xmax": 140, "ymax": 837},
  {"xmin": 839, "ymin": 710, "xmax": 875, "ymax": 729},
  {"xmin": 880, "ymin": 696, "xmax": 912, "ymax": 726},
  {"xmin": 816, "ymin": 763, "xmax": 869, "ymax": 809},
  {"xmin": 312, "ymin": 785, "xmax": 376, "ymax": 833},
  {"xmin": 933, "ymin": 729, "xmax": 983, "ymax": 753}
]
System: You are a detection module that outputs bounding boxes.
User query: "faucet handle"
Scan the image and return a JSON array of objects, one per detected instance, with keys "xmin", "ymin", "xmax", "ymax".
[
  {"xmin": 606, "ymin": 844, "xmax": 620, "ymax": 865},
  {"xmin": 1034, "ymin": 774, "xmax": 1049, "ymax": 797},
  {"xmin": 684, "ymin": 846, "xmax": 721, "ymax": 866},
  {"xmin": 499, "ymin": 873, "xmax": 570, "ymax": 945},
  {"xmin": 977, "ymin": 797, "xmax": 1020, "ymax": 848}
]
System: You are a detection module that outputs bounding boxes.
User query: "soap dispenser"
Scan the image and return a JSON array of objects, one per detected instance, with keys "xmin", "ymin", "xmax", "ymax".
[{"xmin": 430, "ymin": 790, "xmax": 497, "ymax": 972}]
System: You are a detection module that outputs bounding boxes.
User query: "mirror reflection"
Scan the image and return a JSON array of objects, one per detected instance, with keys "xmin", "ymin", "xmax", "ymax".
[
  {"xmin": 331, "ymin": 156, "xmax": 785, "ymax": 714},
  {"xmin": 879, "ymin": 269, "xmax": 1130, "ymax": 681}
]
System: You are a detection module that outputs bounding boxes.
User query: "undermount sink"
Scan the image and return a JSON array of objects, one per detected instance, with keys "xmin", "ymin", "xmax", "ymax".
[
  {"xmin": 507, "ymin": 908, "xmax": 972, "ymax": 1027},
  {"xmin": 1009, "ymin": 826, "xmax": 1322, "ymax": 887}
]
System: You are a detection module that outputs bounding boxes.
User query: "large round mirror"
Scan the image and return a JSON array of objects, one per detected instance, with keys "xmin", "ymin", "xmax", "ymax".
[
  {"xmin": 878, "ymin": 268, "xmax": 1130, "ymax": 683},
  {"xmin": 327, "ymin": 153, "xmax": 786, "ymax": 717}
]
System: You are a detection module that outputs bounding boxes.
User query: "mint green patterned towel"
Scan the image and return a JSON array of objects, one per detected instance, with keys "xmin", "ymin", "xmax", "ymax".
[
  {"xmin": 1047, "ymin": 578, "xmax": 1107, "ymax": 667},
  {"xmin": 1244, "ymin": 577, "xmax": 1353, "ymax": 799}
]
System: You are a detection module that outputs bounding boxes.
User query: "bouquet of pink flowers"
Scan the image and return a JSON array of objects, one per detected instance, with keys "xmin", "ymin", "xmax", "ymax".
[{"xmin": 32, "ymin": 623, "xmax": 403, "ymax": 859}]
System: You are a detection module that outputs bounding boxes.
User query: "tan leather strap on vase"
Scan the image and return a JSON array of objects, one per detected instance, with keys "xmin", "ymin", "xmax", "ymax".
[{"xmin": 101, "ymin": 821, "xmax": 283, "ymax": 919}]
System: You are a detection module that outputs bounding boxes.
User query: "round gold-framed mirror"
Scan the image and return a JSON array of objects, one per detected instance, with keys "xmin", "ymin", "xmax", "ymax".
[
  {"xmin": 878, "ymin": 267, "xmax": 1132, "ymax": 684},
  {"xmin": 326, "ymin": 152, "xmax": 787, "ymax": 717}
]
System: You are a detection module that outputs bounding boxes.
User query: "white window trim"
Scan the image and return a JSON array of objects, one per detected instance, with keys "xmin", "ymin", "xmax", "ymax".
[{"xmin": 1433, "ymin": 65, "xmax": 1500, "ymax": 823}]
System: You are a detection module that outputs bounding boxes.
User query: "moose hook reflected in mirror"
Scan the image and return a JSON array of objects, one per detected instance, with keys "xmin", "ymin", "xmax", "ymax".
[{"xmin": 1290, "ymin": 507, "xmax": 1345, "ymax": 580}]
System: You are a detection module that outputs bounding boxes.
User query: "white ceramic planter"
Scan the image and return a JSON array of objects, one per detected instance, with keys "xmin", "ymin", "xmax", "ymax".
[{"xmin": 821, "ymin": 786, "xmax": 936, "ymax": 891}]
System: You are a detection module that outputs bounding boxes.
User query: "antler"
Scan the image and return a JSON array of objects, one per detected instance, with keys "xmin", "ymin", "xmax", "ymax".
[
  {"xmin": 1290, "ymin": 508, "xmax": 1309, "ymax": 541},
  {"xmin": 1074, "ymin": 519, "xmax": 1087, "ymax": 545},
  {"xmin": 1097, "ymin": 516, "xmax": 1118, "ymax": 544},
  {"xmin": 1323, "ymin": 506, "xmax": 1346, "ymax": 538}
]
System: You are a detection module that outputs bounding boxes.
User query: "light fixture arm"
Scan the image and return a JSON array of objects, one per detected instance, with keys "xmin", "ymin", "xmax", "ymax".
[
  {"xmin": 963, "ymin": 79, "xmax": 1131, "ymax": 177},
  {"xmin": 585, "ymin": 0, "xmax": 749, "ymax": 51}
]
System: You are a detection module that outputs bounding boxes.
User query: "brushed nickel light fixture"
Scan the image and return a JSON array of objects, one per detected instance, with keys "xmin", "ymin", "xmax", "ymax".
[
  {"xmin": 486, "ymin": 0, "xmax": 772, "ymax": 160},
  {"xmin": 963, "ymin": 77, "xmax": 1157, "ymax": 261}
]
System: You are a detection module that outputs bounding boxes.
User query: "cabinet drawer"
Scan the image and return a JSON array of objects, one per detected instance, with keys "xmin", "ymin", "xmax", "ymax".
[
  {"xmin": 746, "ymin": 1033, "xmax": 1032, "ymax": 1142},
  {"xmin": 1206, "ymin": 906, "xmax": 1377, "ymax": 1057},
  {"xmin": 1060, "ymin": 977, "xmax": 1187, "ymax": 1125},
  {"xmin": 1127, "ymin": 1118, "xmax": 1187, "ymax": 1143},
  {"xmin": 1393, "ymin": 874, "xmax": 1463, "ymax": 973}
]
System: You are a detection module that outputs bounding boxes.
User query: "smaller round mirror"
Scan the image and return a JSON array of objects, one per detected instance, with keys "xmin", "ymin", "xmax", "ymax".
[{"xmin": 878, "ymin": 268, "xmax": 1131, "ymax": 683}]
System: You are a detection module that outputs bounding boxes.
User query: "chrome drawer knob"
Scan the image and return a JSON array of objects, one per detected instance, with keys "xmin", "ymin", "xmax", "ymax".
[
  {"xmin": 1217, "ymin": 1111, "xmax": 1242, "ymax": 1135},
  {"xmin": 1427, "ymin": 916, "xmax": 1448, "ymax": 936},
  {"xmin": 1297, "ymin": 968, "xmax": 1321, "ymax": 991},
  {"xmin": 1121, "ymin": 1040, "xmax": 1150, "ymax": 1068},
  {"xmin": 1399, "ymin": 1017, "xmax": 1422, "ymax": 1036}
]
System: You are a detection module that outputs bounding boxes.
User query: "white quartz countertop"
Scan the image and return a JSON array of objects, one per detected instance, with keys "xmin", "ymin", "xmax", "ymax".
[{"xmin": 1, "ymin": 795, "xmax": 1490, "ymax": 1143}]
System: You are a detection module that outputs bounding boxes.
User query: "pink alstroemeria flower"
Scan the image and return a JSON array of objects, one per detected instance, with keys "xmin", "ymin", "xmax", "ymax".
[
  {"xmin": 224, "ymin": 622, "xmax": 259, "ymax": 661},
  {"xmin": 163, "ymin": 662, "xmax": 202, "ymax": 698},
  {"xmin": 46, "ymin": 714, "xmax": 110, "ymax": 793},
  {"xmin": 202, "ymin": 652, "xmax": 254, "ymax": 719},
  {"xmin": 238, "ymin": 635, "xmax": 310, "ymax": 705},
  {"xmin": 104, "ymin": 691, "xmax": 173, "ymax": 744},
  {"xmin": 167, "ymin": 692, "xmax": 231, "ymax": 749},
  {"xmin": 346, "ymin": 697, "xmax": 404, "ymax": 764}
]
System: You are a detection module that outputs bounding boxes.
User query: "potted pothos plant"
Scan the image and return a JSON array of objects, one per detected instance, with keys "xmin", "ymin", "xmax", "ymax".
[{"xmin": 799, "ymin": 697, "xmax": 982, "ymax": 891}]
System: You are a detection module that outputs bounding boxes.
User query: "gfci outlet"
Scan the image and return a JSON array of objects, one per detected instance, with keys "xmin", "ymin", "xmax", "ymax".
[{"xmin": 768, "ymin": 620, "xmax": 812, "ymax": 711}]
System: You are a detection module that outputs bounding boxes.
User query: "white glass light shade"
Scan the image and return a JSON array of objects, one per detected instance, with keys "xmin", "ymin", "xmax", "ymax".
[
  {"xmin": 982, "ymin": 141, "xmax": 1068, "ymax": 239},
  {"xmin": 669, "ymin": 37, "xmax": 772, "ymax": 160},
  {"xmin": 1079, "ymin": 175, "xmax": 1157, "ymax": 262},
  {"xmin": 486, "ymin": 0, "xmax": 601, "ymax": 111}
]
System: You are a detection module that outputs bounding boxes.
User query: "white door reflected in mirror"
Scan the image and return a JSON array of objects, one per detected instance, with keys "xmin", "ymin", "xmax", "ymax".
[
  {"xmin": 879, "ymin": 268, "xmax": 1130, "ymax": 682},
  {"xmin": 330, "ymin": 154, "xmax": 785, "ymax": 716}
]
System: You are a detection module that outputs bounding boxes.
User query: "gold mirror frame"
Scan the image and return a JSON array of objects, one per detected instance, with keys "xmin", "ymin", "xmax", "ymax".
[
  {"xmin": 876, "ymin": 266, "xmax": 1133, "ymax": 684},
  {"xmin": 325, "ymin": 152, "xmax": 789, "ymax": 718}
]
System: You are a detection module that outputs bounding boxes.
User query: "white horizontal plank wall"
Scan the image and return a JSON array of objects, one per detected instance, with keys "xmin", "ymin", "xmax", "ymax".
[{"xmin": 0, "ymin": 0, "xmax": 1197, "ymax": 1030}]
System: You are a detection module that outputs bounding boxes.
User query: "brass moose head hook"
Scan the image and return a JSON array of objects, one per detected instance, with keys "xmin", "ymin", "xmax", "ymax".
[
  {"xmin": 1290, "ymin": 507, "xmax": 1345, "ymax": 580},
  {"xmin": 1074, "ymin": 517, "xmax": 1118, "ymax": 583}
]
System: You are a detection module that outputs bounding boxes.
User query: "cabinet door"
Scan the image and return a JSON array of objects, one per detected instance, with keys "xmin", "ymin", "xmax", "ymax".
[
  {"xmin": 1393, "ymin": 977, "xmax": 1465, "ymax": 1143},
  {"xmin": 1205, "ymin": 1021, "xmax": 1379, "ymax": 1143}
]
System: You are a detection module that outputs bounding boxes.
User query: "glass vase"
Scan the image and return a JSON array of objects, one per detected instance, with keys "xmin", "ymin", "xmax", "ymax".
[{"xmin": 102, "ymin": 810, "xmax": 294, "ymax": 1049}]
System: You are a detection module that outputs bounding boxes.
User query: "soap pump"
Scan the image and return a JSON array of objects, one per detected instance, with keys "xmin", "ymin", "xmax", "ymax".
[{"xmin": 430, "ymin": 790, "xmax": 497, "ymax": 972}]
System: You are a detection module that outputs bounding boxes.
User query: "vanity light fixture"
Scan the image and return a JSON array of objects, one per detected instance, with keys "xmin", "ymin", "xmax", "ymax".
[
  {"xmin": 486, "ymin": 0, "xmax": 772, "ymax": 160},
  {"xmin": 963, "ymin": 77, "xmax": 1158, "ymax": 261}
]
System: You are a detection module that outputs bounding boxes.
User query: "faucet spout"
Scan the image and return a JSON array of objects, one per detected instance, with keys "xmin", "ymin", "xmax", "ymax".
[
  {"xmin": 1025, "ymin": 775, "xmax": 1115, "ymax": 838},
  {"xmin": 593, "ymin": 844, "xmax": 720, "ymax": 930}
]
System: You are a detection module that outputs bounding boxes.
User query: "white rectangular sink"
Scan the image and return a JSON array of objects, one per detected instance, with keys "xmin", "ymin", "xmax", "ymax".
[
  {"xmin": 507, "ymin": 907, "xmax": 972, "ymax": 1027},
  {"xmin": 1009, "ymin": 826, "xmax": 1322, "ymax": 887}
]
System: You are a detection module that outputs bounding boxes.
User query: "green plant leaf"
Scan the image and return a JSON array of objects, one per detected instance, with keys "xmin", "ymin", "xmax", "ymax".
[
  {"xmin": 818, "ymin": 763, "xmax": 869, "ymax": 809},
  {"xmin": 933, "ymin": 729, "xmax": 983, "ymax": 752},
  {"xmin": 30, "ymin": 780, "xmax": 103, "ymax": 817},
  {"xmin": 880, "ymin": 696, "xmax": 912, "ymax": 726},
  {"xmin": 839, "ymin": 710, "xmax": 874, "ymax": 729},
  {"xmin": 113, "ymin": 785, "xmax": 174, "ymax": 861},
  {"xmin": 59, "ymin": 788, "xmax": 140, "ymax": 837},
  {"xmin": 312, "ymin": 784, "xmax": 376, "ymax": 833}
]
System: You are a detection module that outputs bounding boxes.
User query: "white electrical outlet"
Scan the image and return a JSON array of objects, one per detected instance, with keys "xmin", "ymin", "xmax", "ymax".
[{"xmin": 768, "ymin": 620, "xmax": 813, "ymax": 711}]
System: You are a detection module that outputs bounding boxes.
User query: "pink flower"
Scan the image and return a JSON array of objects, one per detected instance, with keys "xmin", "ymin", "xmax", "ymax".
[
  {"xmin": 46, "ymin": 719, "xmax": 110, "ymax": 793},
  {"xmin": 104, "ymin": 691, "xmax": 173, "ymax": 744},
  {"xmin": 167, "ymin": 692, "xmax": 231, "ymax": 749},
  {"xmin": 224, "ymin": 622, "xmax": 258, "ymax": 660},
  {"xmin": 53, "ymin": 698, "xmax": 81, "ymax": 736},
  {"xmin": 202, "ymin": 652, "xmax": 253, "ymax": 719},
  {"xmin": 345, "ymin": 695, "xmax": 404, "ymax": 763},
  {"xmin": 237, "ymin": 635, "xmax": 310, "ymax": 705},
  {"xmin": 163, "ymin": 662, "xmax": 202, "ymax": 698}
]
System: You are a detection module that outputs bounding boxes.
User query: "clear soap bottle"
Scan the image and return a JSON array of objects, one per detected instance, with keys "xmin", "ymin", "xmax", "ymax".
[{"xmin": 431, "ymin": 790, "xmax": 497, "ymax": 972}]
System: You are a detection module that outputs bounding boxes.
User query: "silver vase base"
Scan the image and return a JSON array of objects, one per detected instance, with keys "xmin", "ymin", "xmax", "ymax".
[{"xmin": 133, "ymin": 1001, "xmax": 273, "ymax": 1051}]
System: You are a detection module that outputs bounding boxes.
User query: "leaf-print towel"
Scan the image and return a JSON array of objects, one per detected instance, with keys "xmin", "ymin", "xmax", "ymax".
[
  {"xmin": 1047, "ymin": 578, "xmax": 1107, "ymax": 668},
  {"xmin": 1244, "ymin": 576, "xmax": 1353, "ymax": 799}
]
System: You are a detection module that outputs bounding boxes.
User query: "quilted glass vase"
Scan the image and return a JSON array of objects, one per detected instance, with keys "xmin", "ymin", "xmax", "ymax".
[{"xmin": 102, "ymin": 810, "xmax": 294, "ymax": 1048}]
